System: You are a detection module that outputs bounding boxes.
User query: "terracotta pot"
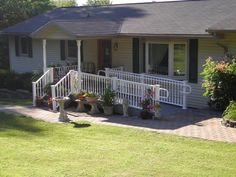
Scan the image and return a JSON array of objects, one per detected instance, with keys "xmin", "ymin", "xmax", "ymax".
[
  {"xmin": 86, "ymin": 97, "xmax": 98, "ymax": 103},
  {"xmin": 103, "ymin": 106, "xmax": 114, "ymax": 116},
  {"xmin": 140, "ymin": 111, "xmax": 153, "ymax": 119}
]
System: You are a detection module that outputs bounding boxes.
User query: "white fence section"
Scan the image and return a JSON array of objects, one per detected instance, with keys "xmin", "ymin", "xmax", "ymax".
[
  {"xmin": 81, "ymin": 72, "xmax": 111, "ymax": 96},
  {"xmin": 104, "ymin": 68, "xmax": 191, "ymax": 109},
  {"xmin": 32, "ymin": 68, "xmax": 53, "ymax": 106},
  {"xmin": 53, "ymin": 65, "xmax": 78, "ymax": 81},
  {"xmin": 49, "ymin": 71, "xmax": 168, "ymax": 111},
  {"xmin": 51, "ymin": 70, "xmax": 78, "ymax": 110}
]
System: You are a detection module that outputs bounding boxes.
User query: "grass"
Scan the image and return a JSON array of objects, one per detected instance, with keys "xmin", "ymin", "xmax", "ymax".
[
  {"xmin": 0, "ymin": 98, "xmax": 32, "ymax": 106},
  {"xmin": 0, "ymin": 112, "xmax": 236, "ymax": 177}
]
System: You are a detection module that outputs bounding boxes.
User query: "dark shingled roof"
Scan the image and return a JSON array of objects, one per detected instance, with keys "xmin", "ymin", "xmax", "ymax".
[
  {"xmin": 207, "ymin": 14, "xmax": 236, "ymax": 32},
  {"xmin": 2, "ymin": 0, "xmax": 236, "ymax": 37}
]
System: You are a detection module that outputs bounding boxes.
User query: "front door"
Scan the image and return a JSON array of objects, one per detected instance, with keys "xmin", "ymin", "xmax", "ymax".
[{"xmin": 98, "ymin": 40, "xmax": 112, "ymax": 70}]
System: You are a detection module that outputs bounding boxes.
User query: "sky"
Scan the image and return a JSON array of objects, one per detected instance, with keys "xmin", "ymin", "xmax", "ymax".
[{"xmin": 76, "ymin": 0, "xmax": 177, "ymax": 6}]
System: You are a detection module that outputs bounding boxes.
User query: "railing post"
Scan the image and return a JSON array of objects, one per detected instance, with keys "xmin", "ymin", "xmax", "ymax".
[
  {"xmin": 140, "ymin": 73, "xmax": 145, "ymax": 83},
  {"xmin": 70, "ymin": 71, "xmax": 75, "ymax": 93},
  {"xmin": 78, "ymin": 72, "xmax": 82, "ymax": 92},
  {"xmin": 111, "ymin": 77, "xmax": 117, "ymax": 91},
  {"xmin": 154, "ymin": 84, "xmax": 160, "ymax": 102},
  {"xmin": 105, "ymin": 68, "xmax": 109, "ymax": 77},
  {"xmin": 182, "ymin": 80, "xmax": 187, "ymax": 109},
  {"xmin": 32, "ymin": 82, "xmax": 36, "ymax": 106},
  {"xmin": 49, "ymin": 68, "xmax": 54, "ymax": 83},
  {"xmin": 51, "ymin": 85, "xmax": 57, "ymax": 111}
]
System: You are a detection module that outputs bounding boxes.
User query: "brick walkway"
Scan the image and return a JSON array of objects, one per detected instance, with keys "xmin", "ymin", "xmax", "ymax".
[{"xmin": 0, "ymin": 105, "xmax": 236, "ymax": 143}]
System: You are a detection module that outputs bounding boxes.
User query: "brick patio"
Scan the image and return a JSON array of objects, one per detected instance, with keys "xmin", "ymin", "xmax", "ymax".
[{"xmin": 0, "ymin": 104, "xmax": 236, "ymax": 143}]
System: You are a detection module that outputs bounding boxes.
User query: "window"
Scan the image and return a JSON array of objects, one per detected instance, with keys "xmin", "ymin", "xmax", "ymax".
[
  {"xmin": 148, "ymin": 44, "xmax": 169, "ymax": 75},
  {"xmin": 15, "ymin": 36, "xmax": 32, "ymax": 58},
  {"xmin": 19, "ymin": 37, "xmax": 29, "ymax": 55},
  {"xmin": 173, "ymin": 44, "xmax": 187, "ymax": 76},
  {"xmin": 66, "ymin": 40, "xmax": 77, "ymax": 59},
  {"xmin": 146, "ymin": 42, "xmax": 187, "ymax": 78}
]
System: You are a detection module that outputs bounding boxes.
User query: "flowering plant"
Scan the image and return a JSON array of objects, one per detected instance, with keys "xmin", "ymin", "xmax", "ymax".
[{"xmin": 141, "ymin": 89, "xmax": 155, "ymax": 112}]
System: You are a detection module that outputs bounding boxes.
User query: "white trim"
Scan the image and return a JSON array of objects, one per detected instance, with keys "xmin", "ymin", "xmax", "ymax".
[
  {"xmin": 77, "ymin": 40, "xmax": 81, "ymax": 73},
  {"xmin": 43, "ymin": 39, "xmax": 47, "ymax": 73}
]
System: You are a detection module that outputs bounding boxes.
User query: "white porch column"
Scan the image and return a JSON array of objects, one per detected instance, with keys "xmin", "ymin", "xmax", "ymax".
[
  {"xmin": 145, "ymin": 42, "xmax": 149, "ymax": 73},
  {"xmin": 76, "ymin": 40, "xmax": 81, "ymax": 73},
  {"xmin": 43, "ymin": 39, "xmax": 47, "ymax": 73}
]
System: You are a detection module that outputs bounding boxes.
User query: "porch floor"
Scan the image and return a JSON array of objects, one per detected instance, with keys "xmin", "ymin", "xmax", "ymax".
[{"xmin": 0, "ymin": 104, "xmax": 235, "ymax": 143}]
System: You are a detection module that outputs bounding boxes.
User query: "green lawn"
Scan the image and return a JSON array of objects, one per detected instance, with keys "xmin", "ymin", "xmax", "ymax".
[
  {"xmin": 0, "ymin": 112, "xmax": 236, "ymax": 177},
  {"xmin": 0, "ymin": 98, "xmax": 32, "ymax": 106}
]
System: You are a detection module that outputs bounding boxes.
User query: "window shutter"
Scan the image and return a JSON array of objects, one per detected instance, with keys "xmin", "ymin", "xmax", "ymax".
[
  {"xmin": 81, "ymin": 41, "xmax": 84, "ymax": 62},
  {"xmin": 143, "ymin": 43, "xmax": 146, "ymax": 72},
  {"xmin": 28, "ymin": 37, "xmax": 33, "ymax": 58},
  {"xmin": 188, "ymin": 39, "xmax": 198, "ymax": 83},
  {"xmin": 132, "ymin": 38, "xmax": 139, "ymax": 73},
  {"xmin": 60, "ymin": 40, "xmax": 66, "ymax": 60},
  {"xmin": 15, "ymin": 36, "xmax": 19, "ymax": 57}
]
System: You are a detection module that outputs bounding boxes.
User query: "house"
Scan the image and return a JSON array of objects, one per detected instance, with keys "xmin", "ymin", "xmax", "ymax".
[{"xmin": 1, "ymin": 0, "xmax": 236, "ymax": 109}]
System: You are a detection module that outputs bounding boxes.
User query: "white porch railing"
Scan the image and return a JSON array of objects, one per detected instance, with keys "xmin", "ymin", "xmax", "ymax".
[
  {"xmin": 51, "ymin": 70, "xmax": 78, "ymax": 110},
  {"xmin": 81, "ymin": 72, "xmax": 111, "ymax": 95},
  {"xmin": 50, "ymin": 71, "xmax": 168, "ymax": 111},
  {"xmin": 104, "ymin": 68, "xmax": 191, "ymax": 109},
  {"xmin": 53, "ymin": 65, "xmax": 78, "ymax": 82},
  {"xmin": 32, "ymin": 68, "xmax": 53, "ymax": 106}
]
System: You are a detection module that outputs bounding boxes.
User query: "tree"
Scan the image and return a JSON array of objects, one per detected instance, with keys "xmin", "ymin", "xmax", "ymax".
[
  {"xmin": 52, "ymin": 0, "xmax": 77, "ymax": 7},
  {"xmin": 87, "ymin": 0, "xmax": 112, "ymax": 6}
]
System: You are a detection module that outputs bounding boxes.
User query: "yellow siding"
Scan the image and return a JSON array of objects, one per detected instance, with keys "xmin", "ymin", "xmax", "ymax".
[
  {"xmin": 112, "ymin": 37, "xmax": 133, "ymax": 72},
  {"xmin": 188, "ymin": 33, "xmax": 236, "ymax": 108},
  {"xmin": 83, "ymin": 39, "xmax": 98, "ymax": 71}
]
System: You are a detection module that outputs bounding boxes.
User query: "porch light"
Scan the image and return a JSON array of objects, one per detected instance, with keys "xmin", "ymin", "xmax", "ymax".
[{"xmin": 113, "ymin": 41, "xmax": 118, "ymax": 51}]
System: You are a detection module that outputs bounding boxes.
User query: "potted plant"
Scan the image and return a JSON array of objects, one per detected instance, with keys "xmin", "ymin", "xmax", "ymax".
[
  {"xmin": 102, "ymin": 87, "xmax": 116, "ymax": 115},
  {"xmin": 140, "ymin": 89, "xmax": 154, "ymax": 119},
  {"xmin": 84, "ymin": 92, "xmax": 99, "ymax": 114},
  {"xmin": 74, "ymin": 91, "xmax": 86, "ymax": 101},
  {"xmin": 84, "ymin": 92, "xmax": 98, "ymax": 103}
]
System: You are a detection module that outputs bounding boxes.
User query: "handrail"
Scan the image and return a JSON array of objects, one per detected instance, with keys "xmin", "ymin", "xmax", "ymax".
[
  {"xmin": 33, "ymin": 68, "xmax": 50, "ymax": 84},
  {"xmin": 105, "ymin": 68, "xmax": 191, "ymax": 109}
]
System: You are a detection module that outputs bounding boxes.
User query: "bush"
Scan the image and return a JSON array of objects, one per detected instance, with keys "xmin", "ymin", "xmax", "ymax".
[
  {"xmin": 223, "ymin": 101, "xmax": 236, "ymax": 121},
  {"xmin": 0, "ymin": 70, "xmax": 41, "ymax": 92},
  {"xmin": 201, "ymin": 58, "xmax": 236, "ymax": 111}
]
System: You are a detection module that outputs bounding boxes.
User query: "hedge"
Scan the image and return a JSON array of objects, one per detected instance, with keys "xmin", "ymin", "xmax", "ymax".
[{"xmin": 0, "ymin": 70, "xmax": 41, "ymax": 92}]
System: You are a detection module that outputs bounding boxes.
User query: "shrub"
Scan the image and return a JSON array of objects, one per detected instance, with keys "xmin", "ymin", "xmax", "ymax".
[
  {"xmin": 223, "ymin": 101, "xmax": 236, "ymax": 121},
  {"xmin": 0, "ymin": 70, "xmax": 41, "ymax": 92},
  {"xmin": 201, "ymin": 58, "xmax": 236, "ymax": 111}
]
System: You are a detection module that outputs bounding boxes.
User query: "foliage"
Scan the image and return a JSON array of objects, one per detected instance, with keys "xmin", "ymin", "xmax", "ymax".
[
  {"xmin": 102, "ymin": 87, "xmax": 116, "ymax": 106},
  {"xmin": 201, "ymin": 57, "xmax": 236, "ymax": 111},
  {"xmin": 44, "ymin": 83, "xmax": 54, "ymax": 96},
  {"xmin": 84, "ymin": 92, "xmax": 97, "ymax": 98},
  {"xmin": 222, "ymin": 101, "xmax": 236, "ymax": 121},
  {"xmin": 141, "ymin": 89, "xmax": 155, "ymax": 112},
  {"xmin": 0, "ymin": 70, "xmax": 41, "ymax": 92},
  {"xmin": 86, "ymin": 0, "xmax": 112, "ymax": 6},
  {"xmin": 1, "ymin": 112, "xmax": 236, "ymax": 176},
  {"xmin": 74, "ymin": 91, "xmax": 86, "ymax": 100},
  {"xmin": 52, "ymin": 0, "xmax": 77, "ymax": 7}
]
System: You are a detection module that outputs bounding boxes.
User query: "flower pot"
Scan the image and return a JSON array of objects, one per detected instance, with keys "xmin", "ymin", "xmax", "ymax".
[
  {"xmin": 86, "ymin": 97, "xmax": 98, "ymax": 104},
  {"xmin": 103, "ymin": 106, "xmax": 113, "ymax": 116},
  {"xmin": 140, "ymin": 111, "xmax": 153, "ymax": 119}
]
